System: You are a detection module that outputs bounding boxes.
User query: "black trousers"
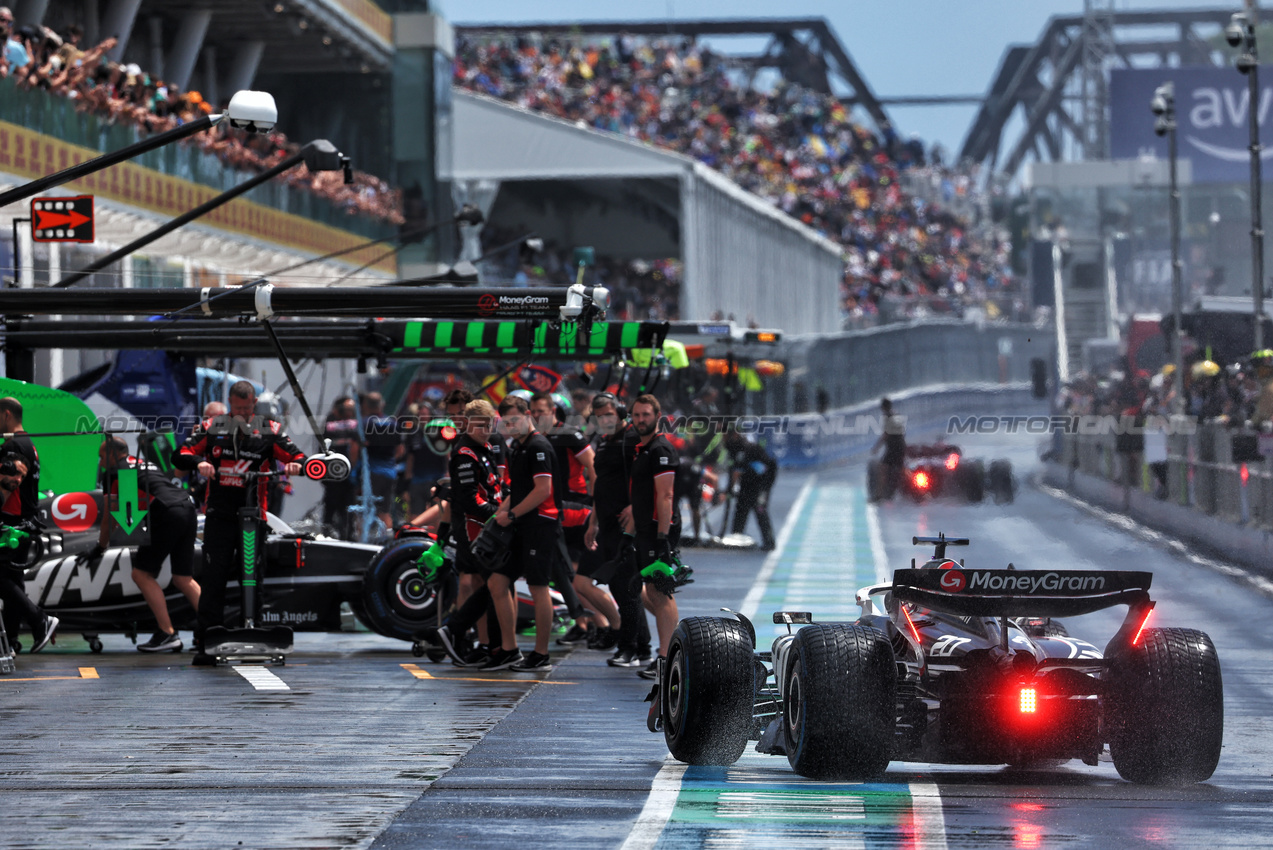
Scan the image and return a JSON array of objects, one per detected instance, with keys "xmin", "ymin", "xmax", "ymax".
[
  {"xmin": 0, "ymin": 570, "xmax": 42, "ymax": 638},
  {"xmin": 598, "ymin": 518, "xmax": 651, "ymax": 656},
  {"xmin": 444, "ymin": 574, "xmax": 502, "ymax": 647},
  {"xmin": 731, "ymin": 475, "xmax": 776, "ymax": 549}
]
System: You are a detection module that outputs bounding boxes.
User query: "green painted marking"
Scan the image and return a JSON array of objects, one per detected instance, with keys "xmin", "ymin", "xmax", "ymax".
[
  {"xmin": 532, "ymin": 323, "xmax": 549, "ymax": 352},
  {"xmin": 559, "ymin": 323, "xmax": 578, "ymax": 353},
  {"xmin": 435, "ymin": 322, "xmax": 454, "ymax": 349},
  {"xmin": 496, "ymin": 322, "xmax": 516, "ymax": 349},
  {"xmin": 589, "ymin": 323, "xmax": 609, "ymax": 354},
  {"xmin": 109, "ymin": 467, "xmax": 146, "ymax": 534},
  {"xmin": 403, "ymin": 321, "xmax": 423, "ymax": 349},
  {"xmin": 243, "ymin": 528, "xmax": 257, "ymax": 580},
  {"xmin": 465, "ymin": 322, "xmax": 486, "ymax": 351},
  {"xmin": 620, "ymin": 322, "xmax": 641, "ymax": 348}
]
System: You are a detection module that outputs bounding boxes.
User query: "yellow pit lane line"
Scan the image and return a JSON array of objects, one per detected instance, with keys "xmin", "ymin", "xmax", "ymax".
[
  {"xmin": 400, "ymin": 662, "xmax": 576, "ymax": 685},
  {"xmin": 1, "ymin": 666, "xmax": 99, "ymax": 682}
]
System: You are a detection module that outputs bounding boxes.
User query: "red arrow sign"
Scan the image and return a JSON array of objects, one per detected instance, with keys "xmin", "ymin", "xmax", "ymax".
[{"xmin": 35, "ymin": 208, "xmax": 91, "ymax": 231}]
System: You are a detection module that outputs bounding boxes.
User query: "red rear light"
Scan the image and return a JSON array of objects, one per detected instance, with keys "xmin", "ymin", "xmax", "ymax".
[
  {"xmin": 1131, "ymin": 606, "xmax": 1154, "ymax": 646},
  {"xmin": 913, "ymin": 470, "xmax": 930, "ymax": 490},
  {"xmin": 945, "ymin": 453, "xmax": 959, "ymax": 471},
  {"xmin": 1241, "ymin": 463, "xmax": 1250, "ymax": 485},
  {"xmin": 1019, "ymin": 687, "xmax": 1037, "ymax": 714}
]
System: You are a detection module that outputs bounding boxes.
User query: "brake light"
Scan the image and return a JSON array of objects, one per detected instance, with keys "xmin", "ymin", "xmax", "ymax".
[
  {"xmin": 1131, "ymin": 606, "xmax": 1154, "ymax": 646},
  {"xmin": 945, "ymin": 453, "xmax": 959, "ymax": 471},
  {"xmin": 1019, "ymin": 687, "xmax": 1037, "ymax": 714},
  {"xmin": 913, "ymin": 470, "xmax": 931, "ymax": 490}
]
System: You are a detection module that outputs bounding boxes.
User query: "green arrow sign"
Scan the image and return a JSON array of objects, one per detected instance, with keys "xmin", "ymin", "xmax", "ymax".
[{"xmin": 110, "ymin": 468, "xmax": 147, "ymax": 534}]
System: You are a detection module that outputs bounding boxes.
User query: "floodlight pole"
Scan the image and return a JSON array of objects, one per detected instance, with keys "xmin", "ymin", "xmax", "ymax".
[
  {"xmin": 1155, "ymin": 85, "xmax": 1186, "ymax": 415},
  {"xmin": 1232, "ymin": 7, "xmax": 1266, "ymax": 350}
]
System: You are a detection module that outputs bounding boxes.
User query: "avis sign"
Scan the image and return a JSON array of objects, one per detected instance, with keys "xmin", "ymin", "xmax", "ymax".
[
  {"xmin": 1110, "ymin": 67, "xmax": 1273, "ymax": 183},
  {"xmin": 31, "ymin": 195, "xmax": 94, "ymax": 242}
]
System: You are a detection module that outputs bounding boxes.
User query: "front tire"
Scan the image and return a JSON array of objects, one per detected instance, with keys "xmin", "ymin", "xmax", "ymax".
[
  {"xmin": 1105, "ymin": 628, "xmax": 1223, "ymax": 784},
  {"xmin": 358, "ymin": 539, "xmax": 450, "ymax": 641},
  {"xmin": 783, "ymin": 624, "xmax": 896, "ymax": 779},
  {"xmin": 989, "ymin": 459, "xmax": 1015, "ymax": 504},
  {"xmin": 663, "ymin": 617, "xmax": 756, "ymax": 765}
]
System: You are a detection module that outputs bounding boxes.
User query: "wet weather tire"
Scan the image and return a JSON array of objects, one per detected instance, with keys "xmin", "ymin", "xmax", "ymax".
[
  {"xmin": 783, "ymin": 623, "xmax": 896, "ymax": 780},
  {"xmin": 956, "ymin": 460, "xmax": 985, "ymax": 503},
  {"xmin": 663, "ymin": 617, "xmax": 756, "ymax": 766},
  {"xmin": 867, "ymin": 460, "xmax": 891, "ymax": 502},
  {"xmin": 989, "ymin": 459, "xmax": 1015, "ymax": 504},
  {"xmin": 1106, "ymin": 627, "xmax": 1223, "ymax": 785},
  {"xmin": 358, "ymin": 539, "xmax": 448, "ymax": 641}
]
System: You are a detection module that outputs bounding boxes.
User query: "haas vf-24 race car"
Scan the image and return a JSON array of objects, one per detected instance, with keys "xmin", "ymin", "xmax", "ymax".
[{"xmin": 649, "ymin": 534, "xmax": 1223, "ymax": 785}]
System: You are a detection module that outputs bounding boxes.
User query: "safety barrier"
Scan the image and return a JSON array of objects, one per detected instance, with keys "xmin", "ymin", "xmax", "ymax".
[
  {"xmin": 763, "ymin": 319, "xmax": 1051, "ymax": 417},
  {"xmin": 1054, "ymin": 420, "xmax": 1273, "ymax": 529}
]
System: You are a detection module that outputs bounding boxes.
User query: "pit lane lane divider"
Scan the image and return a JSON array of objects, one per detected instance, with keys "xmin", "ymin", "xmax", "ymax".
[
  {"xmin": 399, "ymin": 663, "xmax": 576, "ymax": 685},
  {"xmin": 0, "ymin": 667, "xmax": 99, "ymax": 682},
  {"xmin": 234, "ymin": 665, "xmax": 290, "ymax": 691}
]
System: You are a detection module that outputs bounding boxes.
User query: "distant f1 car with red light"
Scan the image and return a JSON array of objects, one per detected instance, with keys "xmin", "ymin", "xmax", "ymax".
[
  {"xmin": 868, "ymin": 441, "xmax": 1014, "ymax": 504},
  {"xmin": 649, "ymin": 533, "xmax": 1224, "ymax": 785}
]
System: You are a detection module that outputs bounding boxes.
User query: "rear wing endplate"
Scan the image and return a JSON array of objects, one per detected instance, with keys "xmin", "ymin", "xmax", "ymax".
[{"xmin": 891, "ymin": 569, "xmax": 1153, "ymax": 618}]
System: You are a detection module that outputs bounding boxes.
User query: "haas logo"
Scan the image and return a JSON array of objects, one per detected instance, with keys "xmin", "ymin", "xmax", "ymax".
[
  {"xmin": 51, "ymin": 493, "xmax": 98, "ymax": 533},
  {"xmin": 939, "ymin": 569, "xmax": 966, "ymax": 592},
  {"xmin": 477, "ymin": 294, "xmax": 498, "ymax": 317}
]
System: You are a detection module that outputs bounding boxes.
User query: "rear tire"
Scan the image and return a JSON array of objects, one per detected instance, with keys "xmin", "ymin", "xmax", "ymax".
[
  {"xmin": 867, "ymin": 460, "xmax": 887, "ymax": 502},
  {"xmin": 663, "ymin": 617, "xmax": 756, "ymax": 765},
  {"xmin": 989, "ymin": 459, "xmax": 1015, "ymax": 504},
  {"xmin": 783, "ymin": 624, "xmax": 896, "ymax": 779},
  {"xmin": 956, "ymin": 460, "xmax": 985, "ymax": 503},
  {"xmin": 358, "ymin": 539, "xmax": 449, "ymax": 641},
  {"xmin": 1105, "ymin": 627, "xmax": 1223, "ymax": 784}
]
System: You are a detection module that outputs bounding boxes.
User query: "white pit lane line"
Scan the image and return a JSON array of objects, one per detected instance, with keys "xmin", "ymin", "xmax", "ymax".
[{"xmin": 233, "ymin": 665, "xmax": 291, "ymax": 691}]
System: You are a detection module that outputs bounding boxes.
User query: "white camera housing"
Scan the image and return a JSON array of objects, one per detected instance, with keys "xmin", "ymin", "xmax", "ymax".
[{"xmin": 225, "ymin": 90, "xmax": 278, "ymax": 133}]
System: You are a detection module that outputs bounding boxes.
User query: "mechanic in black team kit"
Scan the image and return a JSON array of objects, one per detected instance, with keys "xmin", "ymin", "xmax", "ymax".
[
  {"xmin": 174, "ymin": 381, "xmax": 305, "ymax": 664},
  {"xmin": 0, "ymin": 398, "xmax": 57, "ymax": 652},
  {"xmin": 484, "ymin": 395, "xmax": 560, "ymax": 672},
  {"xmin": 587, "ymin": 393, "xmax": 650, "ymax": 668},
  {"xmin": 724, "ymin": 429, "xmax": 778, "ymax": 551},
  {"xmin": 627, "ymin": 394, "xmax": 681, "ymax": 680},
  {"xmin": 95, "ymin": 436, "xmax": 201, "ymax": 652}
]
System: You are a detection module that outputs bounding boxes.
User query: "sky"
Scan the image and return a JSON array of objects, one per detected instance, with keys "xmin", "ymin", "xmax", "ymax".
[{"xmin": 442, "ymin": 0, "xmax": 1251, "ymax": 156}]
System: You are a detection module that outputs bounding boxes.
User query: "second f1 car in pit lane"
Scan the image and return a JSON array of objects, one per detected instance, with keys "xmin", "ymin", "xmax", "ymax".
[
  {"xmin": 868, "ymin": 442, "xmax": 1015, "ymax": 504},
  {"xmin": 649, "ymin": 533, "xmax": 1224, "ymax": 785}
]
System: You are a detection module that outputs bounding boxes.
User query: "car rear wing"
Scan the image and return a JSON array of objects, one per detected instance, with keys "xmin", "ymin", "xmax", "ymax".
[{"xmin": 891, "ymin": 568, "xmax": 1153, "ymax": 619}]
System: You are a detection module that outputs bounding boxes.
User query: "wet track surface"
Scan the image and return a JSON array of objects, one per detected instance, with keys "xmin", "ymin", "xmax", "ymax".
[{"xmin": 6, "ymin": 431, "xmax": 1273, "ymax": 848}]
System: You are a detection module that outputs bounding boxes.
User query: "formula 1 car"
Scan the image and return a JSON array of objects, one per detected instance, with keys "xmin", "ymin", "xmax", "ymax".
[
  {"xmin": 649, "ymin": 533, "xmax": 1224, "ymax": 785},
  {"xmin": 868, "ymin": 442, "xmax": 1015, "ymax": 504},
  {"xmin": 18, "ymin": 493, "xmax": 563, "ymax": 656},
  {"xmin": 17, "ymin": 490, "xmax": 429, "ymax": 652}
]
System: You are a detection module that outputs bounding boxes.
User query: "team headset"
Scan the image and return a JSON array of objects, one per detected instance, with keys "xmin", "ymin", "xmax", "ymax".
[{"xmin": 590, "ymin": 392, "xmax": 627, "ymax": 422}]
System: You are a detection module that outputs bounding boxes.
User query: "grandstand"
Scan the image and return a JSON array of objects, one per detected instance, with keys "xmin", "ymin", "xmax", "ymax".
[{"xmin": 453, "ymin": 21, "xmax": 1019, "ymax": 330}]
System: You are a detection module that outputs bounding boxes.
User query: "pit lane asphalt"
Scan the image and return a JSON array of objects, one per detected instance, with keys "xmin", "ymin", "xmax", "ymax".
[{"xmin": 6, "ymin": 427, "xmax": 1273, "ymax": 849}]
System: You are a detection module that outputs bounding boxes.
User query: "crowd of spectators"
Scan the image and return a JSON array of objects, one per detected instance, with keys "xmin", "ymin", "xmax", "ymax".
[
  {"xmin": 454, "ymin": 32, "xmax": 1018, "ymax": 325},
  {"xmin": 0, "ymin": 8, "xmax": 401, "ymax": 224}
]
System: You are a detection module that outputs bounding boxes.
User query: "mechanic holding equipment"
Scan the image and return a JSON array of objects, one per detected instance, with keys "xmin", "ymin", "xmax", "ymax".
[
  {"xmin": 872, "ymin": 397, "xmax": 907, "ymax": 496},
  {"xmin": 360, "ymin": 392, "xmax": 405, "ymax": 532},
  {"xmin": 0, "ymin": 398, "xmax": 57, "ymax": 653},
  {"xmin": 173, "ymin": 381, "xmax": 304, "ymax": 664},
  {"xmin": 424, "ymin": 399, "xmax": 508, "ymax": 668},
  {"xmin": 484, "ymin": 394, "xmax": 560, "ymax": 672},
  {"xmin": 723, "ymin": 429, "xmax": 778, "ymax": 551},
  {"xmin": 321, "ymin": 397, "xmax": 360, "ymax": 539},
  {"xmin": 585, "ymin": 392, "xmax": 649, "ymax": 667},
  {"xmin": 628, "ymin": 394, "xmax": 683, "ymax": 681},
  {"xmin": 94, "ymin": 436, "xmax": 201, "ymax": 653}
]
